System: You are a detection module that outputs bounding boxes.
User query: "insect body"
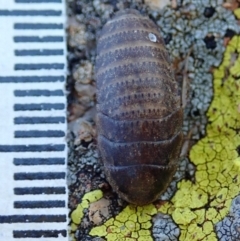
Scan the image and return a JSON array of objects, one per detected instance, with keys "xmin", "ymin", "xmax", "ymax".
[{"xmin": 96, "ymin": 9, "xmax": 183, "ymax": 205}]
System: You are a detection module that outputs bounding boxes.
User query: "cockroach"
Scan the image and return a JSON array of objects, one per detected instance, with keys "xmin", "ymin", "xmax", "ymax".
[{"xmin": 95, "ymin": 9, "xmax": 183, "ymax": 205}]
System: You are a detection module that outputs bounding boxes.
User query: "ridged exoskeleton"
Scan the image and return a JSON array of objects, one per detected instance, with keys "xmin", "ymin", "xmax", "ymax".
[{"xmin": 96, "ymin": 9, "xmax": 183, "ymax": 205}]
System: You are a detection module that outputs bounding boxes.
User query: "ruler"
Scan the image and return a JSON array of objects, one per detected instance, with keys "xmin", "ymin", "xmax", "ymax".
[{"xmin": 0, "ymin": 0, "xmax": 68, "ymax": 240}]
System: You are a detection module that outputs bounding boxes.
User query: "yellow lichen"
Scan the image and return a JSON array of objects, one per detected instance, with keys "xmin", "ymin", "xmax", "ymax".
[
  {"xmin": 89, "ymin": 204, "xmax": 157, "ymax": 240},
  {"xmin": 90, "ymin": 225, "xmax": 107, "ymax": 236},
  {"xmin": 234, "ymin": 8, "xmax": 240, "ymax": 18},
  {"xmin": 71, "ymin": 190, "xmax": 103, "ymax": 225},
  {"xmin": 71, "ymin": 204, "xmax": 84, "ymax": 225},
  {"xmin": 172, "ymin": 208, "xmax": 197, "ymax": 225},
  {"xmin": 159, "ymin": 35, "xmax": 240, "ymax": 240},
  {"xmin": 82, "ymin": 189, "xmax": 103, "ymax": 202}
]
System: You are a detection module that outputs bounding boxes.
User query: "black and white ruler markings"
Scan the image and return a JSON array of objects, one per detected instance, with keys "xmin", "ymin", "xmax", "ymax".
[{"xmin": 0, "ymin": 0, "xmax": 68, "ymax": 240}]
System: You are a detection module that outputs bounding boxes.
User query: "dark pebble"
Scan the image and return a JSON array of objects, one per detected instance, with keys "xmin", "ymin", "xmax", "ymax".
[
  {"xmin": 225, "ymin": 29, "xmax": 236, "ymax": 38},
  {"xmin": 164, "ymin": 33, "xmax": 172, "ymax": 44},
  {"xmin": 203, "ymin": 35, "xmax": 217, "ymax": 49},
  {"xmin": 204, "ymin": 6, "xmax": 215, "ymax": 18}
]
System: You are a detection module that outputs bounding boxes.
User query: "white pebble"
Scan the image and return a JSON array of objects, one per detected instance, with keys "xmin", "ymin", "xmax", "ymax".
[{"xmin": 148, "ymin": 33, "xmax": 157, "ymax": 42}]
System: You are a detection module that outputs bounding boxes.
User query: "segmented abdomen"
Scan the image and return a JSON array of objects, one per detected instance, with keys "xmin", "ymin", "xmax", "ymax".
[{"xmin": 96, "ymin": 9, "xmax": 183, "ymax": 205}]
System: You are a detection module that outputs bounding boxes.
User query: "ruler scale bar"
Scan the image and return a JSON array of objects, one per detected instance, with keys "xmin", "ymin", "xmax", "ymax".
[
  {"xmin": 14, "ymin": 200, "xmax": 65, "ymax": 208},
  {"xmin": 14, "ymin": 130, "xmax": 65, "ymax": 138},
  {"xmin": 13, "ymin": 158, "xmax": 65, "ymax": 165},
  {"xmin": 15, "ymin": 0, "xmax": 63, "ymax": 3},
  {"xmin": 14, "ymin": 23, "xmax": 63, "ymax": 29},
  {"xmin": 14, "ymin": 116, "xmax": 65, "ymax": 124},
  {"xmin": 0, "ymin": 145, "xmax": 65, "ymax": 152},
  {"xmin": 14, "ymin": 89, "xmax": 64, "ymax": 96},
  {"xmin": 14, "ymin": 103, "xmax": 65, "ymax": 111},
  {"xmin": 15, "ymin": 49, "xmax": 64, "ymax": 56},
  {"xmin": 14, "ymin": 187, "xmax": 66, "ymax": 195},
  {"xmin": 13, "ymin": 230, "xmax": 67, "ymax": 238},
  {"xmin": 0, "ymin": 10, "xmax": 62, "ymax": 16},
  {"xmin": 14, "ymin": 36, "xmax": 64, "ymax": 42},
  {"xmin": 0, "ymin": 0, "xmax": 67, "ymax": 239},
  {"xmin": 0, "ymin": 215, "xmax": 66, "ymax": 223},
  {"xmin": 14, "ymin": 63, "xmax": 65, "ymax": 70},
  {"xmin": 0, "ymin": 76, "xmax": 64, "ymax": 83},
  {"xmin": 14, "ymin": 172, "xmax": 66, "ymax": 180}
]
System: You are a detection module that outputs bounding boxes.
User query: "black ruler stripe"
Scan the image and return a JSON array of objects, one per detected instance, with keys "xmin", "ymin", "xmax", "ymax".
[
  {"xmin": 14, "ymin": 23, "xmax": 63, "ymax": 29},
  {"xmin": 15, "ymin": 49, "xmax": 64, "ymax": 56},
  {"xmin": 14, "ymin": 187, "xmax": 66, "ymax": 195},
  {"xmin": 15, "ymin": 0, "xmax": 62, "ymax": 3},
  {"xmin": 0, "ymin": 215, "xmax": 66, "ymax": 223},
  {"xmin": 15, "ymin": 63, "xmax": 64, "ymax": 70},
  {"xmin": 0, "ymin": 1, "xmax": 67, "ymax": 239},
  {"xmin": 13, "ymin": 230, "xmax": 67, "ymax": 238},
  {"xmin": 0, "ymin": 10, "xmax": 62, "ymax": 16},
  {"xmin": 14, "ymin": 89, "xmax": 64, "ymax": 96},
  {"xmin": 0, "ymin": 76, "xmax": 64, "ymax": 83},
  {"xmin": 14, "ymin": 36, "xmax": 64, "ymax": 42},
  {"xmin": 14, "ymin": 200, "xmax": 65, "ymax": 208},
  {"xmin": 14, "ymin": 116, "xmax": 65, "ymax": 124},
  {"xmin": 14, "ymin": 130, "xmax": 65, "ymax": 138},
  {"xmin": 14, "ymin": 172, "xmax": 66, "ymax": 180},
  {"xmin": 0, "ymin": 144, "xmax": 65, "ymax": 152},
  {"xmin": 14, "ymin": 158, "xmax": 65, "ymax": 165},
  {"xmin": 14, "ymin": 103, "xmax": 65, "ymax": 111}
]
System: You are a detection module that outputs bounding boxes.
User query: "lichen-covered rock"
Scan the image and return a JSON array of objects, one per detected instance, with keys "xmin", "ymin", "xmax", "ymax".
[
  {"xmin": 216, "ymin": 195, "xmax": 240, "ymax": 241},
  {"xmin": 152, "ymin": 213, "xmax": 180, "ymax": 241},
  {"xmin": 68, "ymin": 1, "xmax": 240, "ymax": 240},
  {"xmin": 159, "ymin": 33, "xmax": 240, "ymax": 241}
]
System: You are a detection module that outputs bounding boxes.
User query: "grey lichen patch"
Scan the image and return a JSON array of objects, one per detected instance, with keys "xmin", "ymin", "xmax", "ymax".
[
  {"xmin": 150, "ymin": 0, "xmax": 239, "ymax": 203},
  {"xmin": 216, "ymin": 195, "xmax": 240, "ymax": 241},
  {"xmin": 152, "ymin": 213, "xmax": 180, "ymax": 241},
  {"xmin": 67, "ymin": 133, "xmax": 105, "ymax": 207},
  {"xmin": 153, "ymin": 0, "xmax": 239, "ymax": 140},
  {"xmin": 68, "ymin": 141, "xmax": 102, "ymax": 178}
]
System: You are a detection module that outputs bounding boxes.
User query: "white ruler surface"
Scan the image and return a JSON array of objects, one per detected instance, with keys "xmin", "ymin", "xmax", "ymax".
[{"xmin": 0, "ymin": 0, "xmax": 68, "ymax": 240}]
